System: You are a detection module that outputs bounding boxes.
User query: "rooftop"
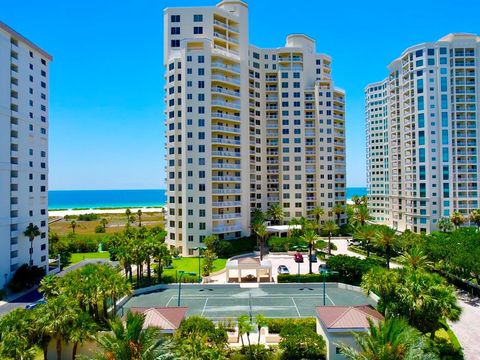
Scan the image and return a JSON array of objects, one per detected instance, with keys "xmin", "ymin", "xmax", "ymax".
[
  {"xmin": 129, "ymin": 307, "xmax": 188, "ymax": 330},
  {"xmin": 0, "ymin": 21, "xmax": 53, "ymax": 61},
  {"xmin": 316, "ymin": 305, "xmax": 383, "ymax": 330}
]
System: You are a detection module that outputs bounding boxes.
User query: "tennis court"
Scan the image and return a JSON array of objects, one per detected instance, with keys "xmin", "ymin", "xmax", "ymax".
[{"xmin": 121, "ymin": 283, "xmax": 376, "ymax": 320}]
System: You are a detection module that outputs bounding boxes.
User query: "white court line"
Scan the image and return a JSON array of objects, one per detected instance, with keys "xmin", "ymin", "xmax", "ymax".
[
  {"xmin": 201, "ymin": 297, "xmax": 209, "ymax": 317},
  {"xmin": 175, "ymin": 294, "xmax": 333, "ymax": 299},
  {"xmin": 326, "ymin": 293, "xmax": 335, "ymax": 306},
  {"xmin": 165, "ymin": 296, "xmax": 175, "ymax": 307},
  {"xmin": 291, "ymin": 297, "xmax": 301, "ymax": 317}
]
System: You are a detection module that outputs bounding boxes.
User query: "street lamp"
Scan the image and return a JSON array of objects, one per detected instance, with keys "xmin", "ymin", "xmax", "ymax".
[
  {"xmin": 177, "ymin": 270, "xmax": 196, "ymax": 306},
  {"xmin": 319, "ymin": 269, "xmax": 339, "ymax": 306},
  {"xmin": 192, "ymin": 246, "xmax": 207, "ymax": 284}
]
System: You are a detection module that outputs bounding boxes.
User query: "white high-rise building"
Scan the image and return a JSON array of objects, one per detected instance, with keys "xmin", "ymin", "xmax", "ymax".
[
  {"xmin": 366, "ymin": 33, "xmax": 480, "ymax": 233},
  {"xmin": 0, "ymin": 21, "xmax": 52, "ymax": 287},
  {"xmin": 164, "ymin": 1, "xmax": 346, "ymax": 255}
]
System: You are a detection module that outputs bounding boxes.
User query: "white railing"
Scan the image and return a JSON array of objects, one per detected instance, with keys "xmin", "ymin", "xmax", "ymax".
[
  {"xmin": 212, "ymin": 176, "xmax": 241, "ymax": 181},
  {"xmin": 212, "ymin": 100, "xmax": 241, "ymax": 109},
  {"xmin": 212, "ymin": 138, "xmax": 241, "ymax": 145},
  {"xmin": 212, "ymin": 163, "xmax": 241, "ymax": 169},
  {"xmin": 212, "ymin": 188, "xmax": 241, "ymax": 194},
  {"xmin": 212, "ymin": 151, "xmax": 241, "ymax": 157},
  {"xmin": 212, "ymin": 125, "xmax": 240, "ymax": 133},
  {"xmin": 212, "ymin": 86, "xmax": 240, "ymax": 97},
  {"xmin": 212, "ymin": 201, "xmax": 242, "ymax": 207},
  {"xmin": 212, "ymin": 74, "xmax": 241, "ymax": 85},
  {"xmin": 212, "ymin": 213, "xmax": 242, "ymax": 220}
]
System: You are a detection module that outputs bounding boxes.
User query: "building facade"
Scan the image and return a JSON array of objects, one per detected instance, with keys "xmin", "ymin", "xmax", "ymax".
[
  {"xmin": 0, "ymin": 22, "xmax": 52, "ymax": 287},
  {"xmin": 164, "ymin": 1, "xmax": 346, "ymax": 255},
  {"xmin": 366, "ymin": 33, "xmax": 480, "ymax": 233}
]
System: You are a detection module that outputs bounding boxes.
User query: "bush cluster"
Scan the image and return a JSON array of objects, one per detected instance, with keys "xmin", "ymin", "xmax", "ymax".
[
  {"xmin": 267, "ymin": 236, "xmax": 307, "ymax": 252},
  {"xmin": 277, "ymin": 273, "xmax": 337, "ymax": 283},
  {"xmin": 8, "ymin": 264, "xmax": 45, "ymax": 292},
  {"xmin": 78, "ymin": 213, "xmax": 99, "ymax": 221},
  {"xmin": 265, "ymin": 317, "xmax": 316, "ymax": 333},
  {"xmin": 326, "ymin": 255, "xmax": 383, "ymax": 285},
  {"xmin": 216, "ymin": 236, "xmax": 256, "ymax": 258}
]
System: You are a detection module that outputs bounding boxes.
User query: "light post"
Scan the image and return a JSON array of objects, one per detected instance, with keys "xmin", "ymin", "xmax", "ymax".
[
  {"xmin": 177, "ymin": 270, "xmax": 196, "ymax": 306},
  {"xmin": 320, "ymin": 269, "xmax": 339, "ymax": 305},
  {"xmin": 192, "ymin": 246, "xmax": 207, "ymax": 284}
]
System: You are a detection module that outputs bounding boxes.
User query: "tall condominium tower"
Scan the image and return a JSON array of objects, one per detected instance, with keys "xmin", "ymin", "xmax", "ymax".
[
  {"xmin": 366, "ymin": 33, "xmax": 479, "ymax": 233},
  {"xmin": 164, "ymin": 1, "xmax": 346, "ymax": 255},
  {"xmin": 0, "ymin": 22, "xmax": 52, "ymax": 287}
]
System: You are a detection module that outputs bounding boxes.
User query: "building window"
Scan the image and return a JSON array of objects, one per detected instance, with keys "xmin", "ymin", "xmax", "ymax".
[
  {"xmin": 193, "ymin": 14, "xmax": 203, "ymax": 22},
  {"xmin": 193, "ymin": 26, "xmax": 203, "ymax": 34},
  {"xmin": 171, "ymin": 40, "xmax": 180, "ymax": 48},
  {"xmin": 171, "ymin": 15, "xmax": 180, "ymax": 22},
  {"xmin": 171, "ymin": 27, "xmax": 180, "ymax": 35}
]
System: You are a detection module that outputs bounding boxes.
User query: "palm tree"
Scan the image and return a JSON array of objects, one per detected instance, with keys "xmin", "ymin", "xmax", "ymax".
[
  {"xmin": 255, "ymin": 314, "xmax": 267, "ymax": 349},
  {"xmin": 39, "ymin": 274, "xmax": 61, "ymax": 299},
  {"xmin": 154, "ymin": 244, "xmax": 172, "ymax": 283},
  {"xmin": 125, "ymin": 208, "xmax": 132, "ymax": 226},
  {"xmin": 237, "ymin": 314, "xmax": 253, "ymax": 354},
  {"xmin": 322, "ymin": 220, "xmax": 339, "ymax": 256},
  {"xmin": 137, "ymin": 209, "xmax": 143, "ymax": 227},
  {"xmin": 339, "ymin": 318, "xmax": 437, "ymax": 360},
  {"xmin": 250, "ymin": 208, "xmax": 265, "ymax": 226},
  {"xmin": 351, "ymin": 205, "xmax": 371, "ymax": 228},
  {"xmin": 24, "ymin": 223, "xmax": 40, "ymax": 266},
  {"xmin": 267, "ymin": 203, "xmax": 284, "ymax": 225},
  {"xmin": 374, "ymin": 226, "xmax": 398, "ymax": 269},
  {"xmin": 311, "ymin": 206, "xmax": 325, "ymax": 234},
  {"xmin": 0, "ymin": 308, "xmax": 38, "ymax": 360},
  {"xmin": 288, "ymin": 217, "xmax": 302, "ymax": 237},
  {"xmin": 252, "ymin": 222, "xmax": 268, "ymax": 260},
  {"xmin": 398, "ymin": 247, "xmax": 432, "ymax": 271},
  {"xmin": 70, "ymin": 220, "xmax": 77, "ymax": 234},
  {"xmin": 40, "ymin": 296, "xmax": 78, "ymax": 360},
  {"xmin": 354, "ymin": 225, "xmax": 377, "ymax": 257},
  {"xmin": 332, "ymin": 203, "xmax": 345, "ymax": 225},
  {"xmin": 450, "ymin": 211, "xmax": 465, "ymax": 229},
  {"xmin": 469, "ymin": 209, "xmax": 480, "ymax": 230},
  {"xmin": 301, "ymin": 229, "xmax": 318, "ymax": 274},
  {"xmin": 68, "ymin": 312, "xmax": 97, "ymax": 360},
  {"xmin": 100, "ymin": 218, "xmax": 109, "ymax": 231},
  {"xmin": 437, "ymin": 217, "xmax": 453, "ymax": 233},
  {"xmin": 92, "ymin": 311, "xmax": 163, "ymax": 360}
]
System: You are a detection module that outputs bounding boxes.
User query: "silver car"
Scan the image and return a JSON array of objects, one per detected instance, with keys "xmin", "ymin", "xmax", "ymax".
[{"xmin": 277, "ymin": 265, "xmax": 290, "ymax": 275}]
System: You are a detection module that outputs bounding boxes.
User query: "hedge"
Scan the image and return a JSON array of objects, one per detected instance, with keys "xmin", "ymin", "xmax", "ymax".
[
  {"xmin": 326, "ymin": 255, "xmax": 383, "ymax": 286},
  {"xmin": 277, "ymin": 273, "xmax": 338, "ymax": 283},
  {"xmin": 265, "ymin": 317, "xmax": 316, "ymax": 333}
]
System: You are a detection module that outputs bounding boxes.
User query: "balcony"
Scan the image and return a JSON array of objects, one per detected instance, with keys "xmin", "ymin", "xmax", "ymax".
[
  {"xmin": 212, "ymin": 112, "xmax": 240, "ymax": 121},
  {"xmin": 212, "ymin": 86, "xmax": 240, "ymax": 98},
  {"xmin": 212, "ymin": 150, "xmax": 240, "ymax": 158},
  {"xmin": 212, "ymin": 138, "xmax": 240, "ymax": 145},
  {"xmin": 212, "ymin": 100, "xmax": 241, "ymax": 110},
  {"xmin": 212, "ymin": 61, "xmax": 240, "ymax": 74},
  {"xmin": 213, "ymin": 32, "xmax": 239, "ymax": 44},
  {"xmin": 212, "ymin": 188, "xmax": 241, "ymax": 194},
  {"xmin": 212, "ymin": 74, "xmax": 240, "ymax": 85},
  {"xmin": 212, "ymin": 176, "xmax": 241, "ymax": 182},
  {"xmin": 212, "ymin": 224, "xmax": 243, "ymax": 233},
  {"xmin": 212, "ymin": 201, "xmax": 242, "ymax": 207},
  {"xmin": 212, "ymin": 213, "xmax": 242, "ymax": 220},
  {"xmin": 212, "ymin": 125, "xmax": 240, "ymax": 134},
  {"xmin": 212, "ymin": 162, "xmax": 241, "ymax": 169},
  {"xmin": 213, "ymin": 19, "xmax": 239, "ymax": 33}
]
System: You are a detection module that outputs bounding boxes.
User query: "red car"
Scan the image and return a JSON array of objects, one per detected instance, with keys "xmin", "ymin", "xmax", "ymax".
[{"xmin": 294, "ymin": 253, "xmax": 304, "ymax": 263}]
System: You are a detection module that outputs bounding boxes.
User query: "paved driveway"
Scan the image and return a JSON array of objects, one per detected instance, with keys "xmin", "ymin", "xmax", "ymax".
[{"xmin": 450, "ymin": 290, "xmax": 480, "ymax": 360}]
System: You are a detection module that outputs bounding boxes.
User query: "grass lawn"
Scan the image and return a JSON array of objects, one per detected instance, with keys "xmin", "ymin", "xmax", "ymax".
[
  {"xmin": 163, "ymin": 257, "xmax": 227, "ymax": 278},
  {"xmin": 69, "ymin": 252, "xmax": 111, "ymax": 265}
]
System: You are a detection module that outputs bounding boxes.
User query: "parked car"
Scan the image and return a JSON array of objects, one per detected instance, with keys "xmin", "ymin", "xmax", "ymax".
[
  {"xmin": 309, "ymin": 254, "xmax": 318, "ymax": 263},
  {"xmin": 294, "ymin": 253, "xmax": 304, "ymax": 263},
  {"xmin": 25, "ymin": 298, "xmax": 46, "ymax": 310},
  {"xmin": 318, "ymin": 264, "xmax": 329, "ymax": 273},
  {"xmin": 277, "ymin": 265, "xmax": 290, "ymax": 275}
]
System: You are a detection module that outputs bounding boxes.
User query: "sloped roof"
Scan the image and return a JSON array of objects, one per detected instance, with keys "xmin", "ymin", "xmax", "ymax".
[
  {"xmin": 129, "ymin": 307, "xmax": 188, "ymax": 330},
  {"xmin": 316, "ymin": 305, "xmax": 383, "ymax": 330}
]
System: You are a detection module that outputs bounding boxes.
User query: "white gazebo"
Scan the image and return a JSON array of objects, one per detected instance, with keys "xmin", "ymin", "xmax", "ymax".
[
  {"xmin": 226, "ymin": 256, "xmax": 273, "ymax": 283},
  {"xmin": 266, "ymin": 224, "xmax": 301, "ymax": 237}
]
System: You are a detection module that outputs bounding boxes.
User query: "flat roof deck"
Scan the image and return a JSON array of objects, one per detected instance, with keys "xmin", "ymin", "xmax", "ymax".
[{"xmin": 120, "ymin": 283, "xmax": 376, "ymax": 321}]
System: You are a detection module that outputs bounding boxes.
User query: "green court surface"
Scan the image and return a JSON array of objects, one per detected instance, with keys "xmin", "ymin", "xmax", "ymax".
[{"xmin": 121, "ymin": 284, "xmax": 376, "ymax": 320}]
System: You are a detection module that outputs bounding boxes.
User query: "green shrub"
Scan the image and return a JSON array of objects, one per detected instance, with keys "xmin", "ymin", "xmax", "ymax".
[
  {"xmin": 326, "ymin": 255, "xmax": 383, "ymax": 286},
  {"xmin": 277, "ymin": 273, "xmax": 337, "ymax": 283},
  {"xmin": 279, "ymin": 321, "xmax": 326, "ymax": 359},
  {"xmin": 265, "ymin": 317, "xmax": 316, "ymax": 333},
  {"xmin": 8, "ymin": 265, "xmax": 45, "ymax": 292},
  {"xmin": 64, "ymin": 215, "xmax": 78, "ymax": 220},
  {"xmin": 95, "ymin": 225, "xmax": 106, "ymax": 233},
  {"xmin": 217, "ymin": 237, "xmax": 256, "ymax": 257},
  {"xmin": 268, "ymin": 236, "xmax": 306, "ymax": 252},
  {"xmin": 78, "ymin": 213, "xmax": 99, "ymax": 221}
]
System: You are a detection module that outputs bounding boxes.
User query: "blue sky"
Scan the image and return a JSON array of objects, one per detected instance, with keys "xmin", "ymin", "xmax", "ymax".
[{"xmin": 4, "ymin": 1, "xmax": 480, "ymax": 190}]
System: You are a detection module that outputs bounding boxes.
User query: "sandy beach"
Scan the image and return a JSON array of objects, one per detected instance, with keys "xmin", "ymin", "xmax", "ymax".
[{"xmin": 49, "ymin": 207, "xmax": 165, "ymax": 217}]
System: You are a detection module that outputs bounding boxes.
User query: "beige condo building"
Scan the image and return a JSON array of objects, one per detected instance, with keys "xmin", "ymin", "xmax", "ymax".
[
  {"xmin": 164, "ymin": 1, "xmax": 346, "ymax": 255},
  {"xmin": 366, "ymin": 33, "xmax": 480, "ymax": 233}
]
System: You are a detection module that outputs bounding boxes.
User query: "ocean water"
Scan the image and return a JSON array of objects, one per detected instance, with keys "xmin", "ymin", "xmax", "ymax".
[{"xmin": 48, "ymin": 187, "xmax": 367, "ymax": 210}]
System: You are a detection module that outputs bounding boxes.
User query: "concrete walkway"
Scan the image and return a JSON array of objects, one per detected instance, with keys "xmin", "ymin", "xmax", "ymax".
[{"xmin": 449, "ymin": 290, "xmax": 480, "ymax": 360}]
